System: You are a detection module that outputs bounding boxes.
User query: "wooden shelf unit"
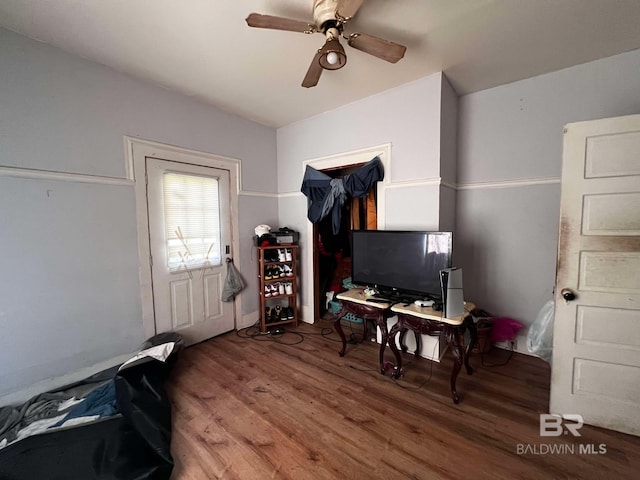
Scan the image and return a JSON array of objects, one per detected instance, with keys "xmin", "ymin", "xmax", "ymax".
[{"xmin": 257, "ymin": 245, "xmax": 299, "ymax": 332}]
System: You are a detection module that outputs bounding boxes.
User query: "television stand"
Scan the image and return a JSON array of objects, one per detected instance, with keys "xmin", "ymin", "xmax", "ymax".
[
  {"xmin": 334, "ymin": 289, "xmax": 393, "ymax": 374},
  {"xmin": 334, "ymin": 288, "xmax": 478, "ymax": 404},
  {"xmin": 389, "ymin": 302, "xmax": 478, "ymax": 404}
]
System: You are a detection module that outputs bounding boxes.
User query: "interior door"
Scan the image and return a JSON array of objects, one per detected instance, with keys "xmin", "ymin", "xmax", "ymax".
[
  {"xmin": 551, "ymin": 114, "xmax": 640, "ymax": 436},
  {"xmin": 146, "ymin": 157, "xmax": 234, "ymax": 345}
]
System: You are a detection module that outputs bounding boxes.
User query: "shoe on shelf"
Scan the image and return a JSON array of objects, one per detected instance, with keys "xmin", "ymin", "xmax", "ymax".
[
  {"xmin": 285, "ymin": 248, "xmax": 292, "ymax": 262},
  {"xmin": 264, "ymin": 285, "xmax": 272, "ymax": 298},
  {"xmin": 284, "ymin": 282, "xmax": 293, "ymax": 295},
  {"xmin": 265, "ymin": 306, "xmax": 272, "ymax": 322},
  {"xmin": 269, "ymin": 284, "xmax": 278, "ymax": 296},
  {"xmin": 264, "ymin": 266, "xmax": 272, "ymax": 280},
  {"xmin": 285, "ymin": 306, "xmax": 294, "ymax": 320},
  {"xmin": 283, "ymin": 264, "xmax": 293, "ymax": 277},
  {"xmin": 278, "ymin": 265, "xmax": 286, "ymax": 278},
  {"xmin": 279, "ymin": 306, "xmax": 288, "ymax": 321},
  {"xmin": 273, "ymin": 305, "xmax": 282, "ymax": 323},
  {"xmin": 278, "ymin": 249, "xmax": 286, "ymax": 262},
  {"xmin": 277, "ymin": 282, "xmax": 285, "ymax": 295},
  {"xmin": 269, "ymin": 265, "xmax": 277, "ymax": 278}
]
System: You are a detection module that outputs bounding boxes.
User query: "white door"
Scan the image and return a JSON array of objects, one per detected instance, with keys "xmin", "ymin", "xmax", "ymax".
[
  {"xmin": 146, "ymin": 157, "xmax": 235, "ymax": 345},
  {"xmin": 551, "ymin": 114, "xmax": 640, "ymax": 436}
]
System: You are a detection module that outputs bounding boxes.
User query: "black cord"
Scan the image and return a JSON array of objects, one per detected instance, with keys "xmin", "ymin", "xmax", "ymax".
[
  {"xmin": 390, "ymin": 340, "xmax": 438, "ymax": 390},
  {"xmin": 235, "ymin": 322, "xmax": 264, "ymax": 339},
  {"xmin": 288, "ymin": 326, "xmax": 342, "ymax": 342},
  {"xmin": 479, "ymin": 341, "xmax": 515, "ymax": 367},
  {"xmin": 236, "ymin": 319, "xmax": 344, "ymax": 346}
]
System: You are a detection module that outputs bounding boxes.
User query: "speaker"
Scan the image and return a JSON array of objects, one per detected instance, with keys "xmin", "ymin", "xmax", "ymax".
[{"xmin": 440, "ymin": 267, "xmax": 464, "ymax": 318}]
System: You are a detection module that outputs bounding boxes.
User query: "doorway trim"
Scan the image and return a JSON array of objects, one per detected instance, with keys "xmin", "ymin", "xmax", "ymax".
[
  {"xmin": 301, "ymin": 143, "xmax": 391, "ymax": 323},
  {"xmin": 126, "ymin": 136, "xmax": 241, "ymax": 339}
]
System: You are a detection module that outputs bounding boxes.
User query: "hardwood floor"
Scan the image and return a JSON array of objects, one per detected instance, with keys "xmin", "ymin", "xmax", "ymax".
[{"xmin": 166, "ymin": 320, "xmax": 640, "ymax": 480}]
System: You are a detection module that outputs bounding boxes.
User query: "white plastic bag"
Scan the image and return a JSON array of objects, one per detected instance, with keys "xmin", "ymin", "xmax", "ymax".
[{"xmin": 526, "ymin": 299, "xmax": 555, "ymax": 364}]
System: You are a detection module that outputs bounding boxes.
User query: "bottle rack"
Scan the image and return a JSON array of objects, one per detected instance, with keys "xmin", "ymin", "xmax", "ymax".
[{"xmin": 257, "ymin": 245, "xmax": 299, "ymax": 332}]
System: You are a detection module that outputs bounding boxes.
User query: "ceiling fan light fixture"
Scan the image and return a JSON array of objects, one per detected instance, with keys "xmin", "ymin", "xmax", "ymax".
[{"xmin": 318, "ymin": 38, "xmax": 347, "ymax": 70}]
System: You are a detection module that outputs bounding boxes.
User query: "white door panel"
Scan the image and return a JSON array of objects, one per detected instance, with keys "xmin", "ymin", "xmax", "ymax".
[
  {"xmin": 551, "ymin": 114, "xmax": 640, "ymax": 436},
  {"xmin": 146, "ymin": 157, "xmax": 234, "ymax": 345}
]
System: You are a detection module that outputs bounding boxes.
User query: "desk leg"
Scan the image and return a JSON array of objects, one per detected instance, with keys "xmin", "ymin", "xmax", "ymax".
[
  {"xmin": 445, "ymin": 327, "xmax": 463, "ymax": 404},
  {"xmin": 377, "ymin": 314, "xmax": 391, "ymax": 375},
  {"xmin": 462, "ymin": 317, "xmax": 477, "ymax": 375},
  {"xmin": 388, "ymin": 320, "xmax": 403, "ymax": 378},
  {"xmin": 333, "ymin": 308, "xmax": 348, "ymax": 357},
  {"xmin": 399, "ymin": 329, "xmax": 422, "ymax": 356}
]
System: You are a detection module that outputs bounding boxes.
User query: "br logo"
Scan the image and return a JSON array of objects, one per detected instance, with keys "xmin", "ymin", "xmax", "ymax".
[{"xmin": 540, "ymin": 414, "xmax": 584, "ymax": 437}]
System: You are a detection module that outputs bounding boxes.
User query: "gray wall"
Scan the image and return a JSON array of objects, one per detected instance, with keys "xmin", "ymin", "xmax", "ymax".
[
  {"xmin": 3, "ymin": 21, "xmax": 640, "ymax": 400},
  {"xmin": 0, "ymin": 27, "xmax": 277, "ymax": 401},
  {"xmin": 277, "ymin": 73, "xmax": 449, "ymax": 312},
  {"xmin": 456, "ymin": 48, "xmax": 640, "ymax": 350},
  {"xmin": 277, "ymin": 47, "xmax": 640, "ymax": 354},
  {"xmin": 277, "ymin": 73, "xmax": 444, "ymax": 190}
]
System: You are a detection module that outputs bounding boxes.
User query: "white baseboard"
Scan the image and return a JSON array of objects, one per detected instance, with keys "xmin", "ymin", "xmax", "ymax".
[
  {"xmin": 240, "ymin": 310, "xmax": 260, "ymax": 330},
  {"xmin": 493, "ymin": 332, "xmax": 532, "ymax": 356}
]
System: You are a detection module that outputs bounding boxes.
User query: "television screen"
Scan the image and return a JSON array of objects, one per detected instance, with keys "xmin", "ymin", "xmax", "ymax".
[{"xmin": 351, "ymin": 230, "xmax": 452, "ymax": 299}]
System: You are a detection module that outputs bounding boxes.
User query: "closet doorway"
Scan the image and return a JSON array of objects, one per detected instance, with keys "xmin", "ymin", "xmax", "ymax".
[
  {"xmin": 312, "ymin": 163, "xmax": 379, "ymax": 322},
  {"xmin": 302, "ymin": 144, "xmax": 391, "ymax": 324}
]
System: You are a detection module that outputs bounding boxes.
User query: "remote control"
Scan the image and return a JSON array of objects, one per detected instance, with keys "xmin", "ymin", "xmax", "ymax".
[
  {"xmin": 414, "ymin": 299, "xmax": 434, "ymax": 308},
  {"xmin": 367, "ymin": 298, "xmax": 389, "ymax": 303}
]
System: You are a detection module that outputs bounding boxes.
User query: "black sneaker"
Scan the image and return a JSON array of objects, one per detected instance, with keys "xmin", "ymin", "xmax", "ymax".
[
  {"xmin": 285, "ymin": 307, "xmax": 294, "ymax": 320},
  {"xmin": 271, "ymin": 305, "xmax": 281, "ymax": 323}
]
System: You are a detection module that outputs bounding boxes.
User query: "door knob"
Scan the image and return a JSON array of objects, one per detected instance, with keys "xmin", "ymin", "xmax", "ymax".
[{"xmin": 561, "ymin": 288, "xmax": 576, "ymax": 302}]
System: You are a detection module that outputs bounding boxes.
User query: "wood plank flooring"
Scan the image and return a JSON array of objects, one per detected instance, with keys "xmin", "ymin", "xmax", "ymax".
[{"xmin": 165, "ymin": 320, "xmax": 640, "ymax": 480}]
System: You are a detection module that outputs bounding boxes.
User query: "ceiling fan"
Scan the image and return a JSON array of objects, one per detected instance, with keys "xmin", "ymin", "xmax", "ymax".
[{"xmin": 246, "ymin": 0, "xmax": 407, "ymax": 88}]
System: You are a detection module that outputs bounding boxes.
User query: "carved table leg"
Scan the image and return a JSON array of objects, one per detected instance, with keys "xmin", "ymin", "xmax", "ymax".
[
  {"xmin": 399, "ymin": 328, "xmax": 409, "ymax": 353},
  {"xmin": 388, "ymin": 320, "xmax": 404, "ymax": 378},
  {"xmin": 445, "ymin": 326, "xmax": 463, "ymax": 404},
  {"xmin": 399, "ymin": 328, "xmax": 422, "ymax": 357},
  {"xmin": 377, "ymin": 313, "xmax": 390, "ymax": 375},
  {"xmin": 462, "ymin": 317, "xmax": 477, "ymax": 375},
  {"xmin": 333, "ymin": 307, "xmax": 348, "ymax": 357}
]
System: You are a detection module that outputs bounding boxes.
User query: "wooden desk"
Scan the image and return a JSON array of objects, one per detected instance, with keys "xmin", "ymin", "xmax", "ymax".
[
  {"xmin": 389, "ymin": 303, "xmax": 478, "ymax": 404},
  {"xmin": 334, "ymin": 289, "xmax": 392, "ymax": 374}
]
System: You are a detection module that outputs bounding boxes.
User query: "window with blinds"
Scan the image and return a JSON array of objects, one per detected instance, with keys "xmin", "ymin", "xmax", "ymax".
[{"xmin": 163, "ymin": 172, "xmax": 221, "ymax": 272}]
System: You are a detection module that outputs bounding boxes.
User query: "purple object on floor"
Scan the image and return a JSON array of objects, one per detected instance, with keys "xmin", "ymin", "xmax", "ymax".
[{"xmin": 491, "ymin": 317, "xmax": 524, "ymax": 343}]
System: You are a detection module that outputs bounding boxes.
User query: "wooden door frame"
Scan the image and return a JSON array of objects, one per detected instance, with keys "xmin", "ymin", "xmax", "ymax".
[
  {"xmin": 302, "ymin": 144, "xmax": 391, "ymax": 324},
  {"xmin": 127, "ymin": 136, "xmax": 241, "ymax": 339}
]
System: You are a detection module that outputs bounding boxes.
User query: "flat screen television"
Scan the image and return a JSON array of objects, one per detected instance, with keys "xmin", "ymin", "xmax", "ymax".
[{"xmin": 351, "ymin": 230, "xmax": 452, "ymax": 300}]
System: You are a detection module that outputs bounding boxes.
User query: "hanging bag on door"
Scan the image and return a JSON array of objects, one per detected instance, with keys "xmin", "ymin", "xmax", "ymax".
[{"xmin": 222, "ymin": 258, "xmax": 245, "ymax": 302}]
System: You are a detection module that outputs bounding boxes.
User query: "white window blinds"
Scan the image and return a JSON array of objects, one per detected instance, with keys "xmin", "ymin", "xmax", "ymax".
[{"xmin": 163, "ymin": 172, "xmax": 221, "ymax": 272}]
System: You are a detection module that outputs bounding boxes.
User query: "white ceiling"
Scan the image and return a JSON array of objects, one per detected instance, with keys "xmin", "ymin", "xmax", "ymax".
[{"xmin": 2, "ymin": 0, "xmax": 640, "ymax": 128}]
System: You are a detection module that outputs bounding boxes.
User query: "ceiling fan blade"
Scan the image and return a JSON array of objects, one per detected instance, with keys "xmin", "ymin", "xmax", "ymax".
[
  {"xmin": 302, "ymin": 51, "xmax": 324, "ymax": 88},
  {"xmin": 337, "ymin": 0, "xmax": 366, "ymax": 19},
  {"xmin": 246, "ymin": 13, "xmax": 316, "ymax": 33},
  {"xmin": 347, "ymin": 32, "xmax": 407, "ymax": 63}
]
